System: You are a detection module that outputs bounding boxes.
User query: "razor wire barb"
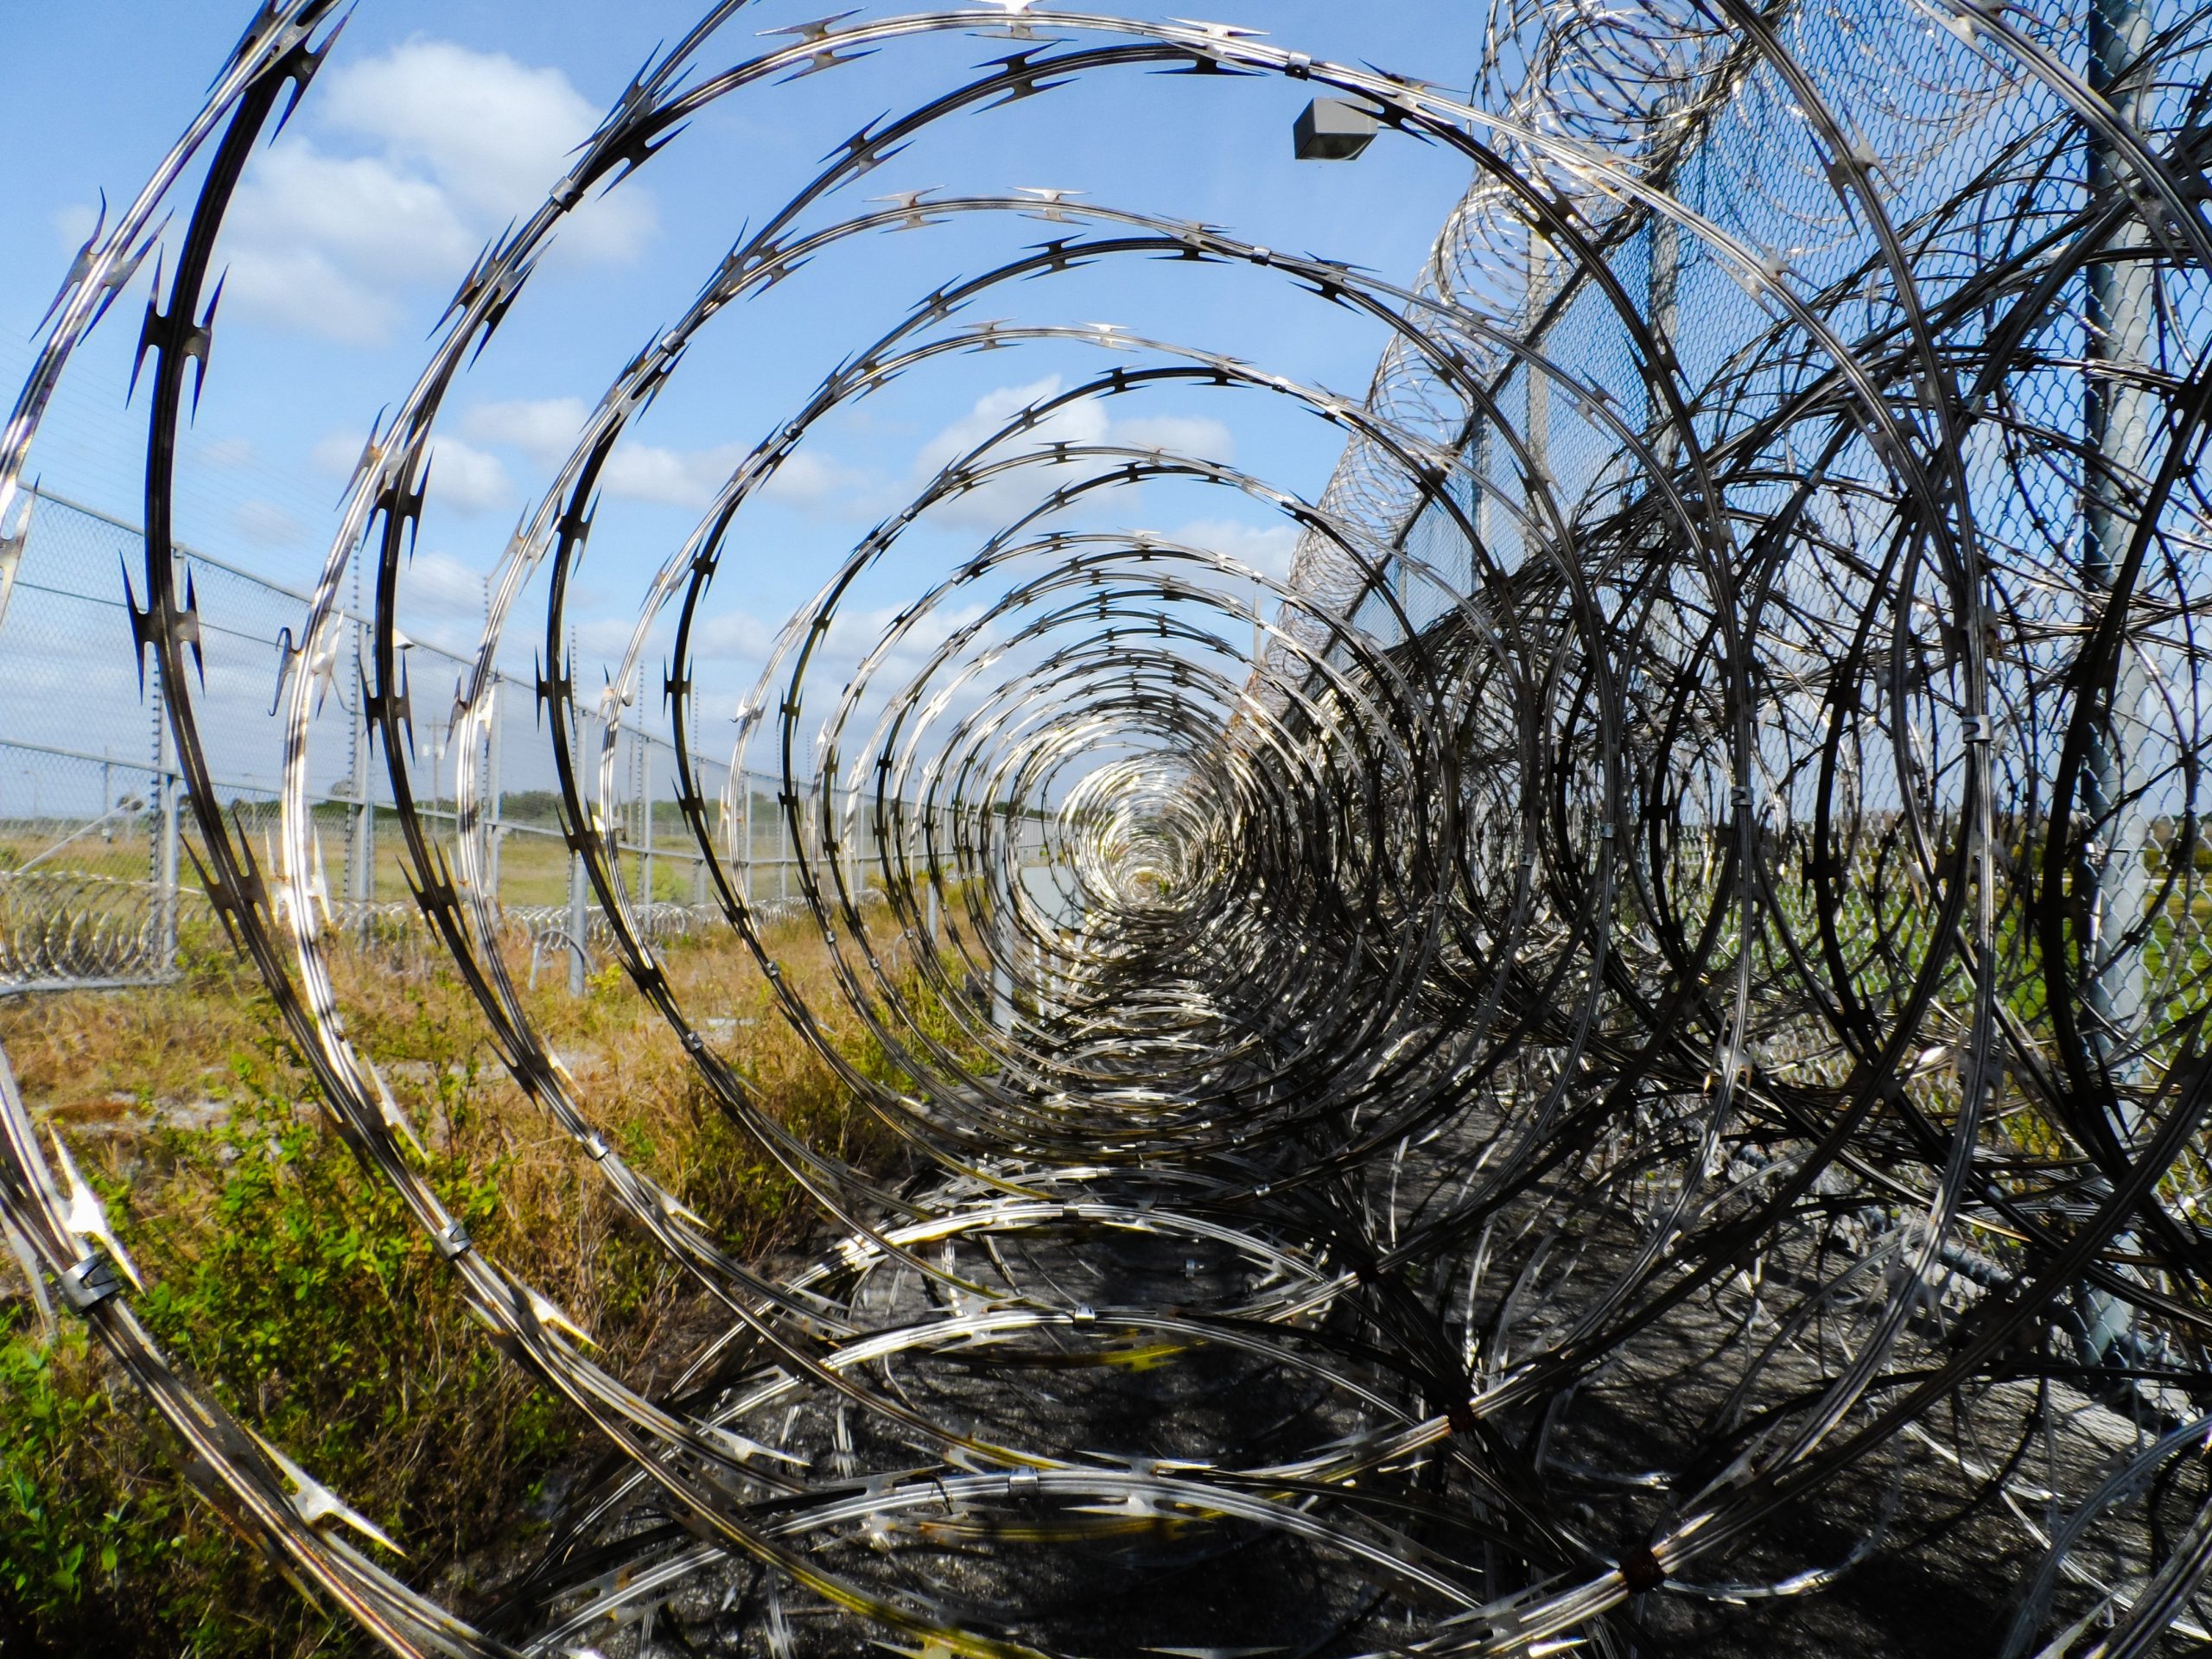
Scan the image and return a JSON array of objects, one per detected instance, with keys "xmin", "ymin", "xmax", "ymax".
[{"xmin": 6, "ymin": 0, "xmax": 2212, "ymax": 1653}]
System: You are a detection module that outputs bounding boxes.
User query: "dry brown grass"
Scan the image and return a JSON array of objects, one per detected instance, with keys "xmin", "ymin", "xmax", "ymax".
[{"xmin": 0, "ymin": 906, "xmax": 918, "ymax": 1656}]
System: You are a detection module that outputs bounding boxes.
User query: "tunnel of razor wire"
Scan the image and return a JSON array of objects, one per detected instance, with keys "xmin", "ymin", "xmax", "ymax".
[{"xmin": 10, "ymin": 0, "xmax": 2212, "ymax": 1652}]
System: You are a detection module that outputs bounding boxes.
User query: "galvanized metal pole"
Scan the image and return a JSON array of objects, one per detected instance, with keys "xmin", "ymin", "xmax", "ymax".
[
  {"xmin": 632, "ymin": 667, "xmax": 650, "ymax": 913},
  {"xmin": 348, "ymin": 613, "xmax": 375, "ymax": 948},
  {"xmin": 641, "ymin": 730, "xmax": 656, "ymax": 919},
  {"xmin": 1471, "ymin": 422, "xmax": 1490, "ymax": 559},
  {"xmin": 0, "ymin": 490, "xmax": 27, "ymax": 640},
  {"xmin": 848, "ymin": 775, "xmax": 862, "ymax": 902},
  {"xmin": 154, "ymin": 665, "xmax": 179, "ymax": 972},
  {"xmin": 2083, "ymin": 0, "xmax": 2154, "ymax": 1071},
  {"xmin": 2077, "ymin": 0, "xmax": 2154, "ymax": 1374},
  {"xmin": 925, "ymin": 799, "xmax": 938, "ymax": 946},
  {"xmin": 1649, "ymin": 209, "xmax": 1681, "ymax": 474},
  {"xmin": 1524, "ymin": 230, "xmax": 1550, "ymax": 492},
  {"xmin": 1646, "ymin": 188, "xmax": 1686, "ymax": 667},
  {"xmin": 568, "ymin": 844, "xmax": 588, "ymax": 996},
  {"xmin": 485, "ymin": 678, "xmax": 504, "ymax": 904},
  {"xmin": 688, "ymin": 689, "xmax": 706, "ymax": 908},
  {"xmin": 568, "ymin": 628, "xmax": 590, "ymax": 994}
]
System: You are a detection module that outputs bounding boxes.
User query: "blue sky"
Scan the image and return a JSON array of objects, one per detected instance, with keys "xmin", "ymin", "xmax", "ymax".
[{"xmin": 1, "ymin": 3, "xmax": 1481, "ymax": 772}]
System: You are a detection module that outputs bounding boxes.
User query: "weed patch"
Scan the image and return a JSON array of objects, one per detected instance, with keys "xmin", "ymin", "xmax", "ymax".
[{"xmin": 0, "ymin": 917, "xmax": 903, "ymax": 1655}]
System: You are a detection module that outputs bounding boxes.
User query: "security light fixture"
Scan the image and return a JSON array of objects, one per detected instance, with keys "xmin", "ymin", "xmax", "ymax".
[{"xmin": 1293, "ymin": 97, "xmax": 1378, "ymax": 161}]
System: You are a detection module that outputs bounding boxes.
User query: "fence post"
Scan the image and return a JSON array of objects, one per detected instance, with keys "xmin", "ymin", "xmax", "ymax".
[
  {"xmin": 1524, "ymin": 230, "xmax": 1550, "ymax": 486},
  {"xmin": 2074, "ymin": 0, "xmax": 2154, "ymax": 1376},
  {"xmin": 568, "ymin": 847, "xmax": 588, "ymax": 995},
  {"xmin": 2082, "ymin": 0, "xmax": 2153, "ymax": 1069},
  {"xmin": 740, "ymin": 770, "xmax": 753, "ymax": 909},
  {"xmin": 153, "ymin": 667, "xmax": 180, "ymax": 973},
  {"xmin": 1649, "ymin": 207, "xmax": 1680, "ymax": 474},
  {"xmin": 485, "ymin": 678, "xmax": 504, "ymax": 904},
  {"xmin": 0, "ymin": 489, "xmax": 28, "ymax": 639},
  {"xmin": 348, "ymin": 615, "xmax": 375, "ymax": 946},
  {"xmin": 925, "ymin": 800, "xmax": 939, "ymax": 947},
  {"xmin": 640, "ymin": 729, "xmax": 655, "ymax": 920}
]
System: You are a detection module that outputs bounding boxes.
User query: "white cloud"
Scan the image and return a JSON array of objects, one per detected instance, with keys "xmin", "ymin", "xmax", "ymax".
[
  {"xmin": 234, "ymin": 499, "xmax": 308, "ymax": 548},
  {"xmin": 194, "ymin": 435, "xmax": 256, "ymax": 469},
  {"xmin": 465, "ymin": 397, "xmax": 873, "ymax": 515},
  {"xmin": 317, "ymin": 40, "xmax": 652, "ymax": 265},
  {"xmin": 219, "ymin": 39, "xmax": 655, "ymax": 345},
  {"xmin": 574, "ymin": 616, "xmax": 657, "ymax": 662},
  {"xmin": 1114, "ymin": 414, "xmax": 1236, "ymax": 462},
  {"xmin": 463, "ymin": 397, "xmax": 590, "ymax": 468},
  {"xmin": 759, "ymin": 450, "xmax": 874, "ymax": 512},
  {"xmin": 1162, "ymin": 518, "xmax": 1300, "ymax": 582},
  {"xmin": 311, "ymin": 430, "xmax": 367, "ymax": 477},
  {"xmin": 51, "ymin": 202, "xmax": 99, "ymax": 251},
  {"xmin": 603, "ymin": 440, "xmax": 882, "ymax": 514},
  {"xmin": 601, "ymin": 440, "xmax": 749, "ymax": 508},
  {"xmin": 303, "ymin": 428, "xmax": 509, "ymax": 515},
  {"xmin": 426, "ymin": 436, "xmax": 512, "ymax": 515},
  {"xmin": 905, "ymin": 376, "xmax": 1102, "ymax": 530},
  {"xmin": 221, "ymin": 150, "xmax": 474, "ymax": 343},
  {"xmin": 403, "ymin": 550, "xmax": 490, "ymax": 613},
  {"xmin": 901, "ymin": 378, "xmax": 1239, "ymax": 531},
  {"xmin": 692, "ymin": 608, "xmax": 778, "ymax": 664},
  {"xmin": 457, "ymin": 378, "xmax": 1229, "ymax": 530},
  {"xmin": 915, "ymin": 375, "xmax": 1096, "ymax": 471},
  {"xmin": 695, "ymin": 601, "xmax": 990, "ymax": 689},
  {"xmin": 391, "ymin": 550, "xmax": 491, "ymax": 656}
]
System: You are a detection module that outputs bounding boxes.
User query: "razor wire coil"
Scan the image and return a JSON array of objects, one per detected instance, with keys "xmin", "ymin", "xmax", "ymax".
[{"xmin": 6, "ymin": 0, "xmax": 2212, "ymax": 1654}]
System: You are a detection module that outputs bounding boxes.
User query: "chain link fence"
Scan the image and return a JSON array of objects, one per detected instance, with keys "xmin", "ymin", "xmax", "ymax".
[{"xmin": 0, "ymin": 488, "xmax": 857, "ymax": 992}]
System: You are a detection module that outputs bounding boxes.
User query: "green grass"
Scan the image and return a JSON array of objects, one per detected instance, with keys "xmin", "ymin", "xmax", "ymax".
[{"xmin": 0, "ymin": 917, "xmax": 912, "ymax": 1656}]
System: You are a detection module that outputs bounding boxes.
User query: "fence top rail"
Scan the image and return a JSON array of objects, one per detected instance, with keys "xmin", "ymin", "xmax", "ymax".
[
  {"xmin": 0, "ymin": 735, "xmax": 168, "ymax": 772},
  {"xmin": 32, "ymin": 486, "xmax": 337, "ymax": 617},
  {"xmin": 19, "ymin": 487, "xmax": 728, "ymax": 767}
]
